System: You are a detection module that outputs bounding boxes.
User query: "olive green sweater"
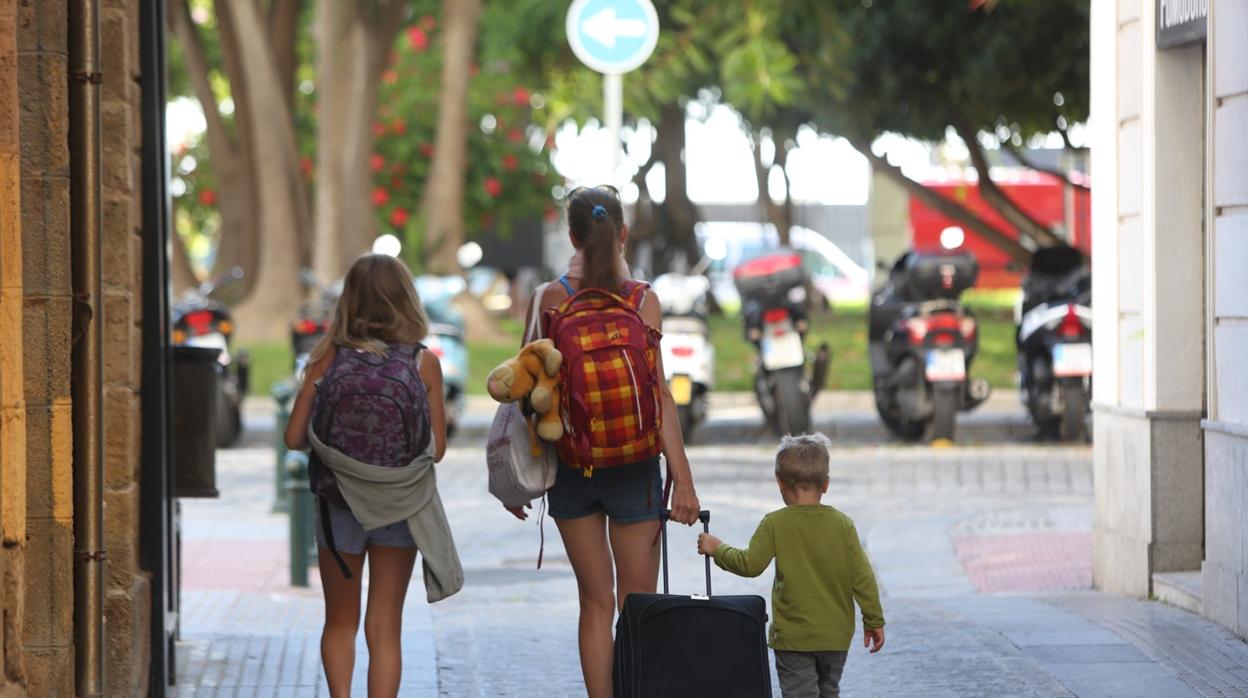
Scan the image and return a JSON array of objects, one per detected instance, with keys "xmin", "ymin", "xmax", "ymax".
[{"xmin": 712, "ymin": 505, "xmax": 885, "ymax": 651}]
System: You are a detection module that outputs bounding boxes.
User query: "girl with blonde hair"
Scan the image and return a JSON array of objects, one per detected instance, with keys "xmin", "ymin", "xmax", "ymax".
[{"xmin": 286, "ymin": 253, "xmax": 463, "ymax": 697}]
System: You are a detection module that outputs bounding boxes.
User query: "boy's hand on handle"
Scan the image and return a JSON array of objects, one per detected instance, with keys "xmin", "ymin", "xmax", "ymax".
[
  {"xmin": 697, "ymin": 532, "xmax": 721, "ymax": 556},
  {"xmin": 504, "ymin": 503, "xmax": 530, "ymax": 521},
  {"xmin": 669, "ymin": 481, "xmax": 700, "ymax": 525},
  {"xmin": 864, "ymin": 627, "xmax": 885, "ymax": 653}
]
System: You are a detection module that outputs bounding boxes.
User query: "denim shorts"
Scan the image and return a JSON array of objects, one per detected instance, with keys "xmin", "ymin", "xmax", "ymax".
[
  {"xmin": 314, "ymin": 500, "xmax": 416, "ymax": 554},
  {"xmin": 547, "ymin": 457, "xmax": 663, "ymax": 523}
]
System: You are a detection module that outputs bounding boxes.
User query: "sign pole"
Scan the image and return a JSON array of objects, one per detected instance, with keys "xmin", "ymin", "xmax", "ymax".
[
  {"xmin": 604, "ymin": 72, "xmax": 623, "ymax": 185},
  {"xmin": 566, "ymin": 0, "xmax": 659, "ymax": 187}
]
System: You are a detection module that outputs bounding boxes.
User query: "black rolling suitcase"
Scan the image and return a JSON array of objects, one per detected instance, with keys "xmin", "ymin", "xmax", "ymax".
[{"xmin": 614, "ymin": 510, "xmax": 772, "ymax": 698}]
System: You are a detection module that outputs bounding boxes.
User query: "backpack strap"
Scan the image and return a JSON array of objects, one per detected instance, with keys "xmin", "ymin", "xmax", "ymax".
[
  {"xmin": 622, "ymin": 280, "xmax": 649, "ymax": 311},
  {"xmin": 318, "ymin": 494, "xmax": 355, "ymax": 580}
]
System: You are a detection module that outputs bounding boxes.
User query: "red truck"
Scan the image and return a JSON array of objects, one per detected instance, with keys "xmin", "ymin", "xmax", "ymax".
[{"xmin": 908, "ymin": 172, "xmax": 1091, "ymax": 288}]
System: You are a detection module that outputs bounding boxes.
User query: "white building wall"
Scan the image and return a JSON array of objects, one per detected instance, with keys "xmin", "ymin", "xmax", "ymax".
[
  {"xmin": 1203, "ymin": 0, "xmax": 1248, "ymax": 640},
  {"xmin": 1092, "ymin": 0, "xmax": 1206, "ymax": 601}
]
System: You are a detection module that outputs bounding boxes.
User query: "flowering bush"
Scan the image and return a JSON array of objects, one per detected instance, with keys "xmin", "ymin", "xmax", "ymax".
[{"xmin": 372, "ymin": 13, "xmax": 557, "ymax": 248}]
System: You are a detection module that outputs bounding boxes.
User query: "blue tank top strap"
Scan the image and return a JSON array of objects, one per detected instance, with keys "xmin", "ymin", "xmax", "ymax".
[{"xmin": 558, "ymin": 275, "xmax": 575, "ymax": 296}]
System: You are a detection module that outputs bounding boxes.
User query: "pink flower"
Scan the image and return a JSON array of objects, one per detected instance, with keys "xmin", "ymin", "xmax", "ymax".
[
  {"xmin": 389, "ymin": 207, "xmax": 409, "ymax": 227},
  {"xmin": 502, "ymin": 153, "xmax": 518, "ymax": 171},
  {"xmin": 197, "ymin": 188, "xmax": 217, "ymax": 206},
  {"xmin": 406, "ymin": 26, "xmax": 428, "ymax": 52},
  {"xmin": 507, "ymin": 129, "xmax": 524, "ymax": 145},
  {"xmin": 512, "ymin": 87, "xmax": 531, "ymax": 106},
  {"xmin": 371, "ymin": 188, "xmax": 390, "ymax": 206},
  {"xmin": 483, "ymin": 177, "xmax": 502, "ymax": 198},
  {"xmin": 370, "ymin": 154, "xmax": 385, "ymax": 172}
]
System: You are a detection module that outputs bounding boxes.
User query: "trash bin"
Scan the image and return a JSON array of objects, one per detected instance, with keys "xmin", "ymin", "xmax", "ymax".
[{"xmin": 172, "ymin": 345, "xmax": 222, "ymax": 498}]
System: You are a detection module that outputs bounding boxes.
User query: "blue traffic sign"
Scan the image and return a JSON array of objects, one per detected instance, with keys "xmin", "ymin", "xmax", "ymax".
[{"xmin": 566, "ymin": 0, "xmax": 659, "ymax": 75}]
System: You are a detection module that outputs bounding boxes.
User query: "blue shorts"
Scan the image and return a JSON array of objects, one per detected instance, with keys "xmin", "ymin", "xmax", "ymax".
[
  {"xmin": 315, "ymin": 500, "xmax": 416, "ymax": 554},
  {"xmin": 547, "ymin": 457, "xmax": 663, "ymax": 523}
]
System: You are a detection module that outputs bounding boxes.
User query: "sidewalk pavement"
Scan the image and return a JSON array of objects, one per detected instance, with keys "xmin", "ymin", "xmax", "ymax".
[
  {"xmin": 175, "ymin": 447, "xmax": 436, "ymax": 697},
  {"xmin": 177, "ymin": 422, "xmax": 1248, "ymax": 697}
]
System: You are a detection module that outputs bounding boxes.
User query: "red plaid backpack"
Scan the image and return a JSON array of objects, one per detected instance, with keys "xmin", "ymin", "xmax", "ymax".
[{"xmin": 543, "ymin": 276, "xmax": 664, "ymax": 476}]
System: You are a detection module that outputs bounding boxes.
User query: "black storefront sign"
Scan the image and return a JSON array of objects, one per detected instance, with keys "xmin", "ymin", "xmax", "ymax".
[{"xmin": 1157, "ymin": 0, "xmax": 1208, "ymax": 48}]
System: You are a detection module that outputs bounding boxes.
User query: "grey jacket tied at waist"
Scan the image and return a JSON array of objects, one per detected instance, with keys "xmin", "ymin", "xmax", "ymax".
[{"xmin": 308, "ymin": 428, "xmax": 464, "ymax": 602}]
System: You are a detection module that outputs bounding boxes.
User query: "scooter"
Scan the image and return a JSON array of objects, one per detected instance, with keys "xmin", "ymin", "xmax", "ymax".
[
  {"xmin": 414, "ymin": 275, "xmax": 469, "ymax": 439},
  {"xmin": 291, "ymin": 269, "xmax": 341, "ymax": 373},
  {"xmin": 652, "ymin": 265, "xmax": 715, "ymax": 440},
  {"xmin": 734, "ymin": 249, "xmax": 830, "ymax": 436},
  {"xmin": 1016, "ymin": 244, "xmax": 1092, "ymax": 441},
  {"xmin": 869, "ymin": 250, "xmax": 991, "ymax": 442},
  {"xmin": 171, "ymin": 267, "xmax": 250, "ymax": 448}
]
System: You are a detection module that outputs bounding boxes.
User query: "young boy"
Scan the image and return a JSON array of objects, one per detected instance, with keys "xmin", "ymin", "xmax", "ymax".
[{"xmin": 697, "ymin": 433, "xmax": 885, "ymax": 698}]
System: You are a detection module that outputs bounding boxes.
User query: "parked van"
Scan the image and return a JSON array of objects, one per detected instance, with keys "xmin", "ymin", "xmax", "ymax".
[{"xmin": 696, "ymin": 221, "xmax": 870, "ymax": 313}]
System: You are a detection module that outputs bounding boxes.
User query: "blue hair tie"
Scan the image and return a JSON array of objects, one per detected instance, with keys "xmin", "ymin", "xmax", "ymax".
[{"xmin": 591, "ymin": 204, "xmax": 608, "ymax": 221}]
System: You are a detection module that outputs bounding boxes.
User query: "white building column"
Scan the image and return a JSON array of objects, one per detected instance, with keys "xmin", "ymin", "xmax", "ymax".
[
  {"xmin": 1091, "ymin": 0, "xmax": 1207, "ymax": 598},
  {"xmin": 1203, "ymin": 0, "xmax": 1248, "ymax": 639}
]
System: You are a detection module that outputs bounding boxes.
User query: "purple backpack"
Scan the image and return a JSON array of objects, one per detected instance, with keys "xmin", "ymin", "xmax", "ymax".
[{"xmin": 310, "ymin": 343, "xmax": 431, "ymax": 508}]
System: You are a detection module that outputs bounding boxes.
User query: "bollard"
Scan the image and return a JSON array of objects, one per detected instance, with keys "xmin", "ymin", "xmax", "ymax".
[
  {"xmin": 286, "ymin": 450, "xmax": 316, "ymax": 587},
  {"xmin": 271, "ymin": 380, "xmax": 297, "ymax": 513}
]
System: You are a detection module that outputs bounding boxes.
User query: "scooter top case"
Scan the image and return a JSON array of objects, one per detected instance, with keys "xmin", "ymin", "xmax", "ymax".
[
  {"xmin": 614, "ymin": 510, "xmax": 772, "ymax": 698},
  {"xmin": 1021, "ymin": 244, "xmax": 1090, "ymax": 312},
  {"xmin": 894, "ymin": 249, "xmax": 978, "ymax": 302},
  {"xmin": 733, "ymin": 248, "xmax": 808, "ymax": 306}
]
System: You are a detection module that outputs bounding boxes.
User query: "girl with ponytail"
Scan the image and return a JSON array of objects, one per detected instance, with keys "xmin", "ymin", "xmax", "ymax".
[{"xmin": 507, "ymin": 185, "xmax": 701, "ymax": 698}]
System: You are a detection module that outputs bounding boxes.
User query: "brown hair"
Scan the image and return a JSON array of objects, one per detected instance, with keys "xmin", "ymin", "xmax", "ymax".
[
  {"xmin": 309, "ymin": 254, "xmax": 429, "ymax": 364},
  {"xmin": 774, "ymin": 433, "xmax": 832, "ymax": 489},
  {"xmin": 567, "ymin": 185, "xmax": 625, "ymax": 291}
]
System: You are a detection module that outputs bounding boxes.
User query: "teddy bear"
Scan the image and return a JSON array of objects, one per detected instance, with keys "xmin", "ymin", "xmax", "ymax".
[{"xmin": 485, "ymin": 338, "xmax": 564, "ymax": 443}]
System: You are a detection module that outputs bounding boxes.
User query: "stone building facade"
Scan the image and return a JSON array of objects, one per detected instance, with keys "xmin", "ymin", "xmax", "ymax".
[
  {"xmin": 1091, "ymin": 0, "xmax": 1248, "ymax": 639},
  {"xmin": 2, "ymin": 0, "xmax": 151, "ymax": 694}
]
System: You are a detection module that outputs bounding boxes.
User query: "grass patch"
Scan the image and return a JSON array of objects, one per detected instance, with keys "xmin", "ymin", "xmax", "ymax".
[
  {"xmin": 239, "ymin": 341, "xmax": 294, "ymax": 397},
  {"xmin": 243, "ymin": 308, "xmax": 1020, "ymax": 398},
  {"xmin": 712, "ymin": 305, "xmax": 1017, "ymax": 392}
]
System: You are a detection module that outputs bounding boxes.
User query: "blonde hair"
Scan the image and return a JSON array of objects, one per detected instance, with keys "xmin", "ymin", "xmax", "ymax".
[
  {"xmin": 774, "ymin": 433, "xmax": 831, "ymax": 489},
  {"xmin": 309, "ymin": 254, "xmax": 429, "ymax": 364}
]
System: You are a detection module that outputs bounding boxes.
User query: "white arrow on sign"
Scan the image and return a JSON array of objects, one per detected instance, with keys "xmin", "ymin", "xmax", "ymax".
[{"xmin": 582, "ymin": 7, "xmax": 648, "ymax": 49}]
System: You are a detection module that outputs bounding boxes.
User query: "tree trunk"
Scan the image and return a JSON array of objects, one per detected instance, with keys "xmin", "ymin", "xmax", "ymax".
[
  {"xmin": 652, "ymin": 102, "xmax": 701, "ymax": 273},
  {"xmin": 340, "ymin": 1, "xmax": 404, "ymax": 268},
  {"xmin": 169, "ymin": 231, "xmax": 198, "ymax": 294},
  {"xmin": 421, "ymin": 0, "xmax": 483, "ymax": 275},
  {"xmin": 314, "ymin": 0, "xmax": 405, "ymax": 282},
  {"xmin": 751, "ymin": 129, "xmax": 793, "ymax": 247},
  {"xmin": 269, "ymin": 0, "xmax": 301, "ymax": 112},
  {"xmin": 171, "ymin": 0, "xmax": 260, "ymax": 296},
  {"xmin": 850, "ymin": 135, "xmax": 1032, "ymax": 264},
  {"xmin": 956, "ymin": 123, "xmax": 1063, "ymax": 249},
  {"xmin": 224, "ymin": 0, "xmax": 312, "ymax": 342},
  {"xmin": 311, "ymin": 0, "xmax": 351, "ymax": 283},
  {"xmin": 1002, "ymin": 140, "xmax": 1091, "ymax": 191}
]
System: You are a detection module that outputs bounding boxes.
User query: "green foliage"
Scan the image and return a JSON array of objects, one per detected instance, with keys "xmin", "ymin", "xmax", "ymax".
[
  {"xmin": 371, "ymin": 13, "xmax": 559, "ymax": 262},
  {"xmin": 799, "ymin": 0, "xmax": 1089, "ymax": 143}
]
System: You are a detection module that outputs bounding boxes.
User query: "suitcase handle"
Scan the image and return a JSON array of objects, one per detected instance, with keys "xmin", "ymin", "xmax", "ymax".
[{"xmin": 660, "ymin": 509, "xmax": 712, "ymax": 597}]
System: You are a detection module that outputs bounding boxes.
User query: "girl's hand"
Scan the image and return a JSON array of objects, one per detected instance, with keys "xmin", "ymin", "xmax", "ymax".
[
  {"xmin": 669, "ymin": 480, "xmax": 700, "ymax": 526},
  {"xmin": 504, "ymin": 503, "xmax": 530, "ymax": 521}
]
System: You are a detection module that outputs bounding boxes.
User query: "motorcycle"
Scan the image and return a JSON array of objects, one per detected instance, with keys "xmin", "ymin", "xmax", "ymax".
[
  {"xmin": 1016, "ymin": 244, "xmax": 1092, "ymax": 441},
  {"xmin": 414, "ymin": 275, "xmax": 469, "ymax": 439},
  {"xmin": 652, "ymin": 264, "xmax": 715, "ymax": 440},
  {"xmin": 869, "ymin": 249, "xmax": 991, "ymax": 442},
  {"xmin": 171, "ymin": 267, "xmax": 250, "ymax": 448},
  {"xmin": 734, "ymin": 249, "xmax": 830, "ymax": 436},
  {"xmin": 291, "ymin": 270, "xmax": 341, "ymax": 373}
]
